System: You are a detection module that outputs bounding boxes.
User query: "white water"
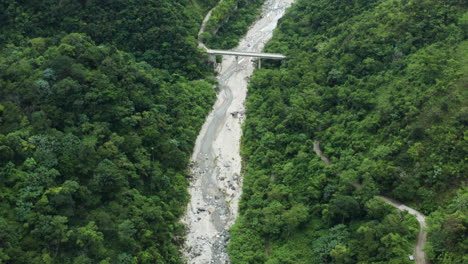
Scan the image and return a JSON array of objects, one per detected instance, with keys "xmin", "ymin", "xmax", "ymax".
[{"xmin": 182, "ymin": 1, "xmax": 294, "ymax": 263}]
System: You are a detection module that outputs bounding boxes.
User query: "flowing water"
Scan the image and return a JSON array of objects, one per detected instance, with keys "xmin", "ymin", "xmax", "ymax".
[{"xmin": 182, "ymin": 0, "xmax": 294, "ymax": 263}]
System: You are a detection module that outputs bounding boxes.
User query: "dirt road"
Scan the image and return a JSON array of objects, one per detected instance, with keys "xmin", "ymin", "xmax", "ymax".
[
  {"xmin": 313, "ymin": 141, "xmax": 429, "ymax": 264},
  {"xmin": 377, "ymin": 196, "xmax": 428, "ymax": 264}
]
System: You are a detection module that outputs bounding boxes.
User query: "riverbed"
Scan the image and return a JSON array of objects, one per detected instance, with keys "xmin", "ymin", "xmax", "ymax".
[{"xmin": 182, "ymin": 0, "xmax": 294, "ymax": 263}]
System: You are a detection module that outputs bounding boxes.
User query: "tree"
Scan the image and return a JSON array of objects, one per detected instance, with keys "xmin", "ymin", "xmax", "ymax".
[
  {"xmin": 75, "ymin": 221, "xmax": 104, "ymax": 256},
  {"xmin": 328, "ymin": 195, "xmax": 361, "ymax": 224},
  {"xmin": 91, "ymin": 159, "xmax": 127, "ymax": 198},
  {"xmin": 282, "ymin": 203, "xmax": 309, "ymax": 235},
  {"xmin": 31, "ymin": 215, "xmax": 69, "ymax": 255},
  {"xmin": 118, "ymin": 220, "xmax": 137, "ymax": 242},
  {"xmin": 365, "ymin": 198, "xmax": 393, "ymax": 219},
  {"xmin": 330, "ymin": 245, "xmax": 353, "ymax": 264}
]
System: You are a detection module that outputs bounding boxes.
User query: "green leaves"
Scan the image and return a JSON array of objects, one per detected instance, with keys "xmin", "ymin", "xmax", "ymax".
[
  {"xmin": 91, "ymin": 159, "xmax": 126, "ymax": 197},
  {"xmin": 232, "ymin": 0, "xmax": 466, "ymax": 263},
  {"xmin": 31, "ymin": 214, "xmax": 69, "ymax": 247},
  {"xmin": 426, "ymin": 188, "xmax": 468, "ymax": 263},
  {"xmin": 0, "ymin": 1, "xmax": 216, "ymax": 77},
  {"xmin": 76, "ymin": 221, "xmax": 104, "ymax": 249},
  {"xmin": 0, "ymin": 28, "xmax": 215, "ymax": 262}
]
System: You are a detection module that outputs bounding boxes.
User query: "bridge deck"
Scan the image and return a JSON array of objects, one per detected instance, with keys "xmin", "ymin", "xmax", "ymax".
[{"xmin": 206, "ymin": 49, "xmax": 286, "ymax": 59}]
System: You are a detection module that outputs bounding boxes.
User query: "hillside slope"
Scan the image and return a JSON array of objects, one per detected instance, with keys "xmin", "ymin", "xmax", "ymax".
[
  {"xmin": 229, "ymin": 0, "xmax": 467, "ymax": 263},
  {"xmin": 0, "ymin": 0, "xmax": 218, "ymax": 77},
  {"xmin": 0, "ymin": 1, "xmax": 218, "ymax": 263}
]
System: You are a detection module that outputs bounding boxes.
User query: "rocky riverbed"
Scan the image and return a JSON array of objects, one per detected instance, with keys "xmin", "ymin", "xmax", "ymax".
[{"xmin": 182, "ymin": 0, "xmax": 294, "ymax": 263}]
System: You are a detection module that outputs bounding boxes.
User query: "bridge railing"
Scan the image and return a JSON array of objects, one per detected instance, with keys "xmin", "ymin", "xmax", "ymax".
[{"xmin": 206, "ymin": 49, "xmax": 287, "ymax": 60}]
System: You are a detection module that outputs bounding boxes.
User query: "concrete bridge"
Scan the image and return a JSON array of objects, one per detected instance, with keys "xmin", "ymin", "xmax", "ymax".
[
  {"xmin": 206, "ymin": 49, "xmax": 287, "ymax": 60},
  {"xmin": 197, "ymin": 1, "xmax": 287, "ymax": 69},
  {"xmin": 205, "ymin": 48, "xmax": 287, "ymax": 68}
]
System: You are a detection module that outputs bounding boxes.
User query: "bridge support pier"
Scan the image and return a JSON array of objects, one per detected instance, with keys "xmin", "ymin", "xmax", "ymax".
[
  {"xmin": 208, "ymin": 54, "xmax": 216, "ymax": 65},
  {"xmin": 257, "ymin": 59, "xmax": 261, "ymax": 69}
]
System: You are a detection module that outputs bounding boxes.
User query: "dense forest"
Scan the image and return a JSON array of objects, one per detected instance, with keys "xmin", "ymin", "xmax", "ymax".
[
  {"xmin": 229, "ymin": 0, "xmax": 467, "ymax": 263},
  {"xmin": 0, "ymin": 1, "xmax": 218, "ymax": 263},
  {"xmin": 0, "ymin": 0, "xmax": 219, "ymax": 77},
  {"xmin": 1, "ymin": 0, "xmax": 466, "ymax": 263}
]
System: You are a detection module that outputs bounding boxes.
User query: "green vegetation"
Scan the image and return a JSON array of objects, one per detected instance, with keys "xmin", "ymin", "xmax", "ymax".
[
  {"xmin": 0, "ymin": 1, "xmax": 218, "ymax": 263},
  {"xmin": 203, "ymin": 0, "xmax": 265, "ymax": 49},
  {"xmin": 205, "ymin": 0, "xmax": 242, "ymax": 33},
  {"xmin": 426, "ymin": 188, "xmax": 467, "ymax": 263},
  {"xmin": 0, "ymin": 0, "xmax": 218, "ymax": 77},
  {"xmin": 229, "ymin": 0, "xmax": 467, "ymax": 263},
  {"xmin": 1, "ymin": 0, "xmax": 466, "ymax": 262}
]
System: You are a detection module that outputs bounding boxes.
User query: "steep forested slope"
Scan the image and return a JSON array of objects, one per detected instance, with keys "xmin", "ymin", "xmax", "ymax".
[
  {"xmin": 229, "ymin": 0, "xmax": 467, "ymax": 263},
  {"xmin": 0, "ymin": 0, "xmax": 218, "ymax": 77},
  {"xmin": 0, "ymin": 1, "xmax": 217, "ymax": 263}
]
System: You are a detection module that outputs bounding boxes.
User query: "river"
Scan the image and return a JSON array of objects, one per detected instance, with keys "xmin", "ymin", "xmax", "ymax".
[{"xmin": 182, "ymin": 0, "xmax": 294, "ymax": 263}]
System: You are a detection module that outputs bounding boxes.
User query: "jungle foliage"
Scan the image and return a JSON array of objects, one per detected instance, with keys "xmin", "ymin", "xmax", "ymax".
[
  {"xmin": 229, "ymin": 0, "xmax": 467, "ymax": 263},
  {"xmin": 0, "ymin": 0, "xmax": 219, "ymax": 77},
  {"xmin": 0, "ymin": 1, "xmax": 218, "ymax": 263}
]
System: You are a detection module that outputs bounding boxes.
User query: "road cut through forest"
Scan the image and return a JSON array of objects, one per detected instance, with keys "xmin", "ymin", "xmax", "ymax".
[{"xmin": 313, "ymin": 141, "xmax": 428, "ymax": 264}]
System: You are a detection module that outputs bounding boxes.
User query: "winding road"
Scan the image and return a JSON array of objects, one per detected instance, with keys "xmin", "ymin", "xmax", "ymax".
[{"xmin": 313, "ymin": 141, "xmax": 429, "ymax": 264}]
